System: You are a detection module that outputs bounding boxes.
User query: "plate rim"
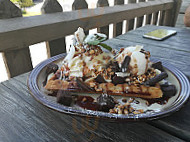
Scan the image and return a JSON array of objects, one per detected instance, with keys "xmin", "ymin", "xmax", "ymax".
[{"xmin": 28, "ymin": 53, "xmax": 190, "ymax": 121}]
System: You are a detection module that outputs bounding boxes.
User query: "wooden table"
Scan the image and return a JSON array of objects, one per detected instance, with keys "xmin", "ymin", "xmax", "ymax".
[{"xmin": 0, "ymin": 25, "xmax": 190, "ymax": 142}]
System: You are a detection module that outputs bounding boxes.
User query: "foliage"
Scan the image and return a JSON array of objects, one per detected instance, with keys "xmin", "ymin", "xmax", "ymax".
[{"xmin": 11, "ymin": 0, "xmax": 34, "ymax": 8}]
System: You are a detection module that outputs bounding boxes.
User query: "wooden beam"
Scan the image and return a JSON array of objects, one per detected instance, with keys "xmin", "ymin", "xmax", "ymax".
[{"xmin": 0, "ymin": 0, "xmax": 174, "ymax": 51}]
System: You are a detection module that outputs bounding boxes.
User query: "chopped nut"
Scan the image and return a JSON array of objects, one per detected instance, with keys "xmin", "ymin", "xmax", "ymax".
[
  {"xmin": 118, "ymin": 109, "xmax": 123, "ymax": 114},
  {"xmin": 125, "ymin": 78, "xmax": 130, "ymax": 82},
  {"xmin": 129, "ymin": 107, "xmax": 134, "ymax": 113},
  {"xmin": 124, "ymin": 102, "xmax": 130, "ymax": 107},
  {"xmin": 138, "ymin": 109, "xmax": 144, "ymax": 113},
  {"xmin": 89, "ymin": 82, "xmax": 96, "ymax": 87},
  {"xmin": 89, "ymin": 50, "xmax": 95, "ymax": 55},
  {"xmin": 107, "ymin": 68, "xmax": 112, "ymax": 72},
  {"xmin": 82, "ymin": 97, "xmax": 87, "ymax": 102},
  {"xmin": 124, "ymin": 109, "xmax": 129, "ymax": 114},
  {"xmin": 133, "ymin": 110, "xmax": 141, "ymax": 114},
  {"xmin": 109, "ymin": 109, "xmax": 115, "ymax": 113},
  {"xmin": 146, "ymin": 101, "xmax": 150, "ymax": 106}
]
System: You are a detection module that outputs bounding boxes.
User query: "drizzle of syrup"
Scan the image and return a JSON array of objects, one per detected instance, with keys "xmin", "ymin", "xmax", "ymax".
[{"xmin": 145, "ymin": 95, "xmax": 171, "ymax": 106}]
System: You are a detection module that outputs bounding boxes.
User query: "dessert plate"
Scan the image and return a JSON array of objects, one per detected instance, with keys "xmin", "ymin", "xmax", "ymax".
[{"xmin": 28, "ymin": 53, "xmax": 190, "ymax": 121}]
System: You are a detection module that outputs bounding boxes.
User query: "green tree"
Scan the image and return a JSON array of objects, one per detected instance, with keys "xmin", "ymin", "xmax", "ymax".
[
  {"xmin": 19, "ymin": 0, "xmax": 34, "ymax": 8},
  {"xmin": 11, "ymin": 0, "xmax": 34, "ymax": 8}
]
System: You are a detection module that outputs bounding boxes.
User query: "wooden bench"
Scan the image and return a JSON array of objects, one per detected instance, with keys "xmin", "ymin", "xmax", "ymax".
[{"xmin": 0, "ymin": 0, "xmax": 182, "ymax": 78}]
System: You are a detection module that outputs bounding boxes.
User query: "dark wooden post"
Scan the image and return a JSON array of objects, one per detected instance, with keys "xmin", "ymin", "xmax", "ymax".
[
  {"xmin": 152, "ymin": 12, "xmax": 159, "ymax": 25},
  {"xmin": 0, "ymin": 0, "xmax": 33, "ymax": 78},
  {"xmin": 163, "ymin": 0, "xmax": 182, "ymax": 26},
  {"xmin": 136, "ymin": 0, "xmax": 145, "ymax": 28},
  {"xmin": 41, "ymin": 0, "xmax": 66, "ymax": 57},
  {"xmin": 159, "ymin": 10, "xmax": 165, "ymax": 26},
  {"xmin": 97, "ymin": 0, "xmax": 109, "ymax": 37},
  {"xmin": 128, "ymin": 0, "xmax": 136, "ymax": 31},
  {"xmin": 114, "ymin": 0, "xmax": 124, "ymax": 36},
  {"xmin": 72, "ymin": 0, "xmax": 88, "ymax": 10},
  {"xmin": 170, "ymin": 0, "xmax": 182, "ymax": 26},
  {"xmin": 72, "ymin": 0, "xmax": 89, "ymax": 35},
  {"xmin": 146, "ymin": 0, "xmax": 153, "ymax": 25}
]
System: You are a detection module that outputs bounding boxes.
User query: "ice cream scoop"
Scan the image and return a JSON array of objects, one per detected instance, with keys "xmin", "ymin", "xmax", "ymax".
[{"xmin": 116, "ymin": 45, "xmax": 149, "ymax": 75}]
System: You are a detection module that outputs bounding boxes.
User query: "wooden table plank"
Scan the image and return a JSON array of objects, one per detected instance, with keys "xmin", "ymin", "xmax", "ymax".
[
  {"xmin": 116, "ymin": 25, "xmax": 190, "ymax": 52},
  {"xmin": 0, "ymin": 74, "xmax": 183, "ymax": 142},
  {"xmin": 105, "ymin": 25, "xmax": 190, "ymax": 141}
]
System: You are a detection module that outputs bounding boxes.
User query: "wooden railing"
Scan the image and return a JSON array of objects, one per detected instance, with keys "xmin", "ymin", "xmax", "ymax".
[{"xmin": 0, "ymin": 0, "xmax": 182, "ymax": 78}]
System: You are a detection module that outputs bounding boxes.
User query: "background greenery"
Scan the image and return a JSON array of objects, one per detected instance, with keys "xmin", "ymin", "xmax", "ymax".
[{"xmin": 11, "ymin": 0, "xmax": 34, "ymax": 8}]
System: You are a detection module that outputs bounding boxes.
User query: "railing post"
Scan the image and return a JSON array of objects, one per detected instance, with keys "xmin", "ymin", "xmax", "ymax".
[
  {"xmin": 159, "ymin": 10, "xmax": 165, "ymax": 26},
  {"xmin": 163, "ymin": 0, "xmax": 182, "ymax": 26},
  {"xmin": 97, "ymin": 0, "xmax": 109, "ymax": 37},
  {"xmin": 136, "ymin": 0, "xmax": 145, "ymax": 28},
  {"xmin": 145, "ymin": 0, "xmax": 153, "ymax": 25},
  {"xmin": 114, "ymin": 0, "xmax": 124, "ymax": 36},
  {"xmin": 0, "ymin": 0, "xmax": 33, "ymax": 78},
  {"xmin": 72, "ymin": 0, "xmax": 89, "ymax": 35},
  {"xmin": 128, "ymin": 0, "xmax": 136, "ymax": 31},
  {"xmin": 171, "ymin": 0, "xmax": 182, "ymax": 26},
  {"xmin": 41, "ymin": 0, "xmax": 66, "ymax": 57}
]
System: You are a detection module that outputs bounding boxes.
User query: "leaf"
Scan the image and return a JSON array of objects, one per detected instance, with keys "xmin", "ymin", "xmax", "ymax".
[
  {"xmin": 84, "ymin": 33, "xmax": 107, "ymax": 45},
  {"xmin": 98, "ymin": 43, "xmax": 112, "ymax": 52}
]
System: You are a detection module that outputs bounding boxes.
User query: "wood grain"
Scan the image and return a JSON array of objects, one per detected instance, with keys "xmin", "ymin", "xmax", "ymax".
[{"xmin": 0, "ymin": 73, "xmax": 184, "ymax": 142}]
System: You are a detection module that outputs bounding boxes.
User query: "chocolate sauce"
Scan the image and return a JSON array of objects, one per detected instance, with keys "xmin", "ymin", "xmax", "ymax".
[
  {"xmin": 144, "ymin": 84, "xmax": 177, "ymax": 106},
  {"xmin": 133, "ymin": 100, "xmax": 140, "ymax": 104},
  {"xmin": 152, "ymin": 61, "xmax": 164, "ymax": 72},
  {"xmin": 95, "ymin": 74, "xmax": 107, "ymax": 83},
  {"xmin": 76, "ymin": 96, "xmax": 99, "ymax": 111},
  {"xmin": 42, "ymin": 77, "xmax": 48, "ymax": 87},
  {"xmin": 145, "ymin": 95, "xmax": 171, "ymax": 106},
  {"xmin": 48, "ymin": 91, "xmax": 58, "ymax": 97}
]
